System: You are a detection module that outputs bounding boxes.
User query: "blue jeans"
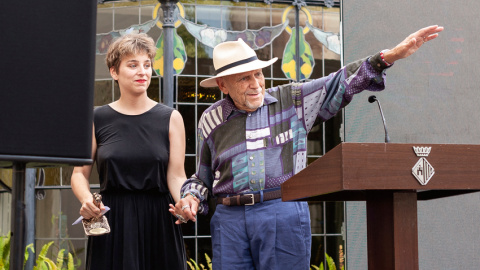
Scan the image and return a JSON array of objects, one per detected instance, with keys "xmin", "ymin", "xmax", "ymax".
[{"xmin": 211, "ymin": 198, "xmax": 311, "ymax": 270}]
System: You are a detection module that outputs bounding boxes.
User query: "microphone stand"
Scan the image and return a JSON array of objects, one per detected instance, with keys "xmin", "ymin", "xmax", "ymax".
[{"xmin": 368, "ymin": 95, "xmax": 390, "ymax": 143}]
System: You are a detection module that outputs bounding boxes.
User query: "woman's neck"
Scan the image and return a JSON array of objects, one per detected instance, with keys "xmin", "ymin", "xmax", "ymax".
[{"xmin": 110, "ymin": 95, "xmax": 157, "ymax": 115}]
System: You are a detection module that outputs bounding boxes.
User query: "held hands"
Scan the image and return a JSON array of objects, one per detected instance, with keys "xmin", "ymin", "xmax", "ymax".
[
  {"xmin": 383, "ymin": 25, "xmax": 444, "ymax": 64},
  {"xmin": 169, "ymin": 194, "xmax": 200, "ymax": 225}
]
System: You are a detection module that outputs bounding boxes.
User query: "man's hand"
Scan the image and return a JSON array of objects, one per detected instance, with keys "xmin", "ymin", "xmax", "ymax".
[
  {"xmin": 383, "ymin": 25, "xmax": 444, "ymax": 64},
  {"xmin": 169, "ymin": 194, "xmax": 200, "ymax": 225}
]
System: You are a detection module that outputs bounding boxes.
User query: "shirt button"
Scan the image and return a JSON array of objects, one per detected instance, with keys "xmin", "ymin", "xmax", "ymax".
[
  {"xmin": 248, "ymin": 113, "xmax": 252, "ymax": 116},
  {"xmin": 249, "ymin": 156, "xmax": 254, "ymax": 160}
]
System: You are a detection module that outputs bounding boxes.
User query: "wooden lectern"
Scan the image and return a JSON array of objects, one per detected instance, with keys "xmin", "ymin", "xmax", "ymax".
[{"xmin": 281, "ymin": 143, "xmax": 480, "ymax": 270}]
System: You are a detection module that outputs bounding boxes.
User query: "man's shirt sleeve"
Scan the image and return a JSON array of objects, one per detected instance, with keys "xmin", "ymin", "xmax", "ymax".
[
  {"xmin": 292, "ymin": 52, "xmax": 390, "ymax": 133},
  {"xmin": 180, "ymin": 111, "xmax": 213, "ymax": 215}
]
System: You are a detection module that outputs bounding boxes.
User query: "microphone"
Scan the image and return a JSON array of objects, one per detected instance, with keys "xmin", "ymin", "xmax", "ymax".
[{"xmin": 368, "ymin": 95, "xmax": 390, "ymax": 143}]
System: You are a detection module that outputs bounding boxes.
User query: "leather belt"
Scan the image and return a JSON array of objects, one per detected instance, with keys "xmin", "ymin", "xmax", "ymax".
[{"xmin": 216, "ymin": 189, "xmax": 282, "ymax": 206}]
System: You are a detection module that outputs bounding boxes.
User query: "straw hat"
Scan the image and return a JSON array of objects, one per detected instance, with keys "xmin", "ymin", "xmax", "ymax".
[{"xmin": 200, "ymin": 39, "xmax": 277, "ymax": 88}]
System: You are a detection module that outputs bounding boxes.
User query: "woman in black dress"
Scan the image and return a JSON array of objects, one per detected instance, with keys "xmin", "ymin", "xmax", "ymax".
[{"xmin": 71, "ymin": 33, "xmax": 188, "ymax": 270}]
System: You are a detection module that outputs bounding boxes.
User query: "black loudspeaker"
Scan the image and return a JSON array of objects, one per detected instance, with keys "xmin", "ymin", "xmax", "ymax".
[{"xmin": 0, "ymin": 1, "xmax": 97, "ymax": 167}]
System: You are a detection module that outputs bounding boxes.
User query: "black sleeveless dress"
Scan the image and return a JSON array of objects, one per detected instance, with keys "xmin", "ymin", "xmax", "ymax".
[{"xmin": 86, "ymin": 104, "xmax": 186, "ymax": 270}]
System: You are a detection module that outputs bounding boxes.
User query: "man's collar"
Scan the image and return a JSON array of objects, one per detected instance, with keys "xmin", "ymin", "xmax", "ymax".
[
  {"xmin": 222, "ymin": 92, "xmax": 278, "ymax": 119},
  {"xmin": 222, "ymin": 96, "xmax": 236, "ymax": 120},
  {"xmin": 264, "ymin": 92, "xmax": 277, "ymax": 105}
]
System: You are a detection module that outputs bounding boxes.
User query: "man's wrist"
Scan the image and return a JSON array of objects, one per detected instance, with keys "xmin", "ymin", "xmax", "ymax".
[
  {"xmin": 380, "ymin": 49, "xmax": 393, "ymax": 66},
  {"xmin": 182, "ymin": 192, "xmax": 198, "ymax": 200},
  {"xmin": 369, "ymin": 51, "xmax": 393, "ymax": 72},
  {"xmin": 382, "ymin": 49, "xmax": 400, "ymax": 65}
]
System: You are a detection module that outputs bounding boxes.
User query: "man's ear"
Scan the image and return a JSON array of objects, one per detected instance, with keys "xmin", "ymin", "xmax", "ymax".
[
  {"xmin": 216, "ymin": 78, "xmax": 229, "ymax": 95},
  {"xmin": 110, "ymin": 67, "xmax": 118, "ymax": 80}
]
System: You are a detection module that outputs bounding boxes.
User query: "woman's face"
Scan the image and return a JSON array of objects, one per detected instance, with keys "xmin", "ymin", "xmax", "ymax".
[{"xmin": 110, "ymin": 52, "xmax": 152, "ymax": 96}]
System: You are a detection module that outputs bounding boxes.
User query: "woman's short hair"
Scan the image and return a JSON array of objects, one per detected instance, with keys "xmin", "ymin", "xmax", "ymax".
[{"xmin": 105, "ymin": 33, "xmax": 156, "ymax": 73}]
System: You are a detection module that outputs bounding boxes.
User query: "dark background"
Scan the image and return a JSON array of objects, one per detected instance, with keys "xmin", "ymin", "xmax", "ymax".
[{"xmin": 0, "ymin": 1, "xmax": 96, "ymax": 167}]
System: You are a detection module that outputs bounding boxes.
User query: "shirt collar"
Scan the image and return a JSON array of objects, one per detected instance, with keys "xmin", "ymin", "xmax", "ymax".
[
  {"xmin": 221, "ymin": 91, "xmax": 278, "ymax": 120},
  {"xmin": 264, "ymin": 92, "xmax": 277, "ymax": 105}
]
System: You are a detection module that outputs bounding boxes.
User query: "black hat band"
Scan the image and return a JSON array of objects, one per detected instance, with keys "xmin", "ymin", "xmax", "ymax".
[{"xmin": 215, "ymin": 56, "xmax": 258, "ymax": 75}]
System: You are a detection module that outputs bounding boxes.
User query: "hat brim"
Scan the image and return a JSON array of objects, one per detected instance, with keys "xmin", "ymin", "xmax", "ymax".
[{"xmin": 200, "ymin": 57, "xmax": 278, "ymax": 88}]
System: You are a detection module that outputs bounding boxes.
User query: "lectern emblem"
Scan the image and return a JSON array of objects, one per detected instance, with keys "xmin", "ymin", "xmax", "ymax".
[{"xmin": 412, "ymin": 146, "xmax": 435, "ymax": 185}]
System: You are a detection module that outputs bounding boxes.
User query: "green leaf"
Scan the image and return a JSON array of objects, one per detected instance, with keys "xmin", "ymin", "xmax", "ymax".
[
  {"xmin": 55, "ymin": 249, "xmax": 65, "ymax": 268},
  {"xmin": 43, "ymin": 256, "xmax": 57, "ymax": 270},
  {"xmin": 35, "ymin": 241, "xmax": 54, "ymax": 270},
  {"xmin": 325, "ymin": 253, "xmax": 336, "ymax": 270},
  {"xmin": 67, "ymin": 253, "xmax": 74, "ymax": 270},
  {"xmin": 24, "ymin": 243, "xmax": 35, "ymax": 269},
  {"xmin": 188, "ymin": 258, "xmax": 201, "ymax": 270},
  {"xmin": 204, "ymin": 253, "xmax": 212, "ymax": 270},
  {"xmin": 0, "ymin": 234, "xmax": 10, "ymax": 270},
  {"xmin": 0, "ymin": 236, "xmax": 77, "ymax": 270}
]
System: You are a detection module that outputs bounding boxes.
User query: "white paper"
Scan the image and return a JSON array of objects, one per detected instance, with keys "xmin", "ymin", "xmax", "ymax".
[{"xmin": 72, "ymin": 206, "xmax": 110, "ymax": 225}]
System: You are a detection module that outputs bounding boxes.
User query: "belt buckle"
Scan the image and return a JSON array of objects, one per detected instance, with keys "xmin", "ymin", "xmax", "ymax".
[{"xmin": 244, "ymin": 194, "xmax": 254, "ymax": 206}]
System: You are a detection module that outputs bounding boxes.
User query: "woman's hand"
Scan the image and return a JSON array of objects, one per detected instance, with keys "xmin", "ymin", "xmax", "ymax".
[{"xmin": 79, "ymin": 194, "xmax": 105, "ymax": 219}]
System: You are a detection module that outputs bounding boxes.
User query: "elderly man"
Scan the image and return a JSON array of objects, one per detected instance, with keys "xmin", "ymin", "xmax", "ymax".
[{"xmin": 171, "ymin": 25, "xmax": 443, "ymax": 269}]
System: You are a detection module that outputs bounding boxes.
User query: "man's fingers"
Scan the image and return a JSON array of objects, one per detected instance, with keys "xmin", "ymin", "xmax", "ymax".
[
  {"xmin": 168, "ymin": 196, "xmax": 201, "ymax": 224},
  {"xmin": 419, "ymin": 25, "xmax": 440, "ymax": 36},
  {"xmin": 169, "ymin": 201, "xmax": 198, "ymax": 224},
  {"xmin": 181, "ymin": 201, "xmax": 196, "ymax": 213},
  {"xmin": 190, "ymin": 200, "xmax": 198, "ymax": 216},
  {"xmin": 418, "ymin": 26, "xmax": 443, "ymax": 41},
  {"xmin": 182, "ymin": 207, "xmax": 196, "ymax": 222},
  {"xmin": 169, "ymin": 204, "xmax": 186, "ymax": 223},
  {"xmin": 425, "ymin": 33, "xmax": 440, "ymax": 42},
  {"xmin": 179, "ymin": 198, "xmax": 198, "ymax": 222}
]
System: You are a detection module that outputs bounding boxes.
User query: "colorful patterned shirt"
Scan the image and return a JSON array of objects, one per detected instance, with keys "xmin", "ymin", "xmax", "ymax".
[{"xmin": 181, "ymin": 53, "xmax": 391, "ymax": 214}]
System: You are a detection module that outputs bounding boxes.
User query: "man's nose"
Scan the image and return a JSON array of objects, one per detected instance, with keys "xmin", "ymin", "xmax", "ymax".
[{"xmin": 250, "ymin": 77, "xmax": 261, "ymax": 88}]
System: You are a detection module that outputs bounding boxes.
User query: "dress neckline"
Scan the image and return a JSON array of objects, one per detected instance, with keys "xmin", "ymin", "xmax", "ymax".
[{"xmin": 106, "ymin": 103, "xmax": 159, "ymax": 117}]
